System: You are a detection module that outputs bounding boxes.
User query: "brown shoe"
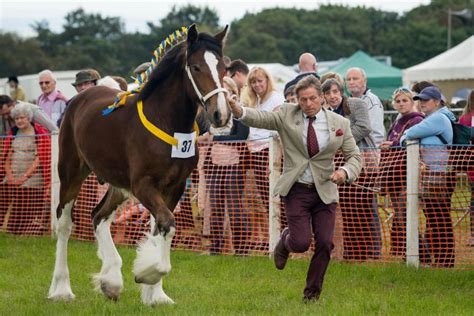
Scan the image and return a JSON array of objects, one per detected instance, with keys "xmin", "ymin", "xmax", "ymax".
[{"xmin": 273, "ymin": 228, "xmax": 290, "ymax": 270}]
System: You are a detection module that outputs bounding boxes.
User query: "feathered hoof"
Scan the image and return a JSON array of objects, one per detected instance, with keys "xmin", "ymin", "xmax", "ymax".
[
  {"xmin": 145, "ymin": 294, "xmax": 175, "ymax": 306},
  {"xmin": 100, "ymin": 282, "xmax": 121, "ymax": 301},
  {"xmin": 134, "ymin": 265, "xmax": 168, "ymax": 285},
  {"xmin": 48, "ymin": 291, "xmax": 75, "ymax": 301}
]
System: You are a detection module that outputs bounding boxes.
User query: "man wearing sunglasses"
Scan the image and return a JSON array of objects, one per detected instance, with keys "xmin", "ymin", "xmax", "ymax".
[
  {"xmin": 226, "ymin": 59, "xmax": 251, "ymax": 106},
  {"xmin": 37, "ymin": 69, "xmax": 68, "ymax": 127}
]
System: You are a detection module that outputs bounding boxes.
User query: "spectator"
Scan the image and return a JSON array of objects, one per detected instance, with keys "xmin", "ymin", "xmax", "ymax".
[
  {"xmin": 320, "ymin": 72, "xmax": 344, "ymax": 86},
  {"xmin": 411, "ymin": 81, "xmax": 447, "ymax": 111},
  {"xmin": 111, "ymin": 76, "xmax": 128, "ymax": 91},
  {"xmin": 0, "ymin": 102, "xmax": 51, "ymax": 235},
  {"xmin": 322, "ymin": 78, "xmax": 380, "ymax": 260},
  {"xmin": 284, "ymin": 52, "xmax": 319, "ymax": 94},
  {"xmin": 284, "ymin": 85, "xmax": 297, "ymax": 103},
  {"xmin": 400, "ymin": 86, "xmax": 456, "ymax": 267},
  {"xmin": 7, "ymin": 76, "xmax": 26, "ymax": 101},
  {"xmin": 72, "ymin": 69, "xmax": 101, "ymax": 93},
  {"xmin": 379, "ymin": 87, "xmax": 424, "ymax": 257},
  {"xmin": 345, "ymin": 67, "xmax": 385, "ymax": 146},
  {"xmin": 458, "ymin": 89, "xmax": 474, "ymax": 246},
  {"xmin": 37, "ymin": 70, "xmax": 68, "ymax": 127},
  {"xmin": 322, "ymin": 79, "xmax": 372, "ymax": 144},
  {"xmin": 201, "ymin": 76, "xmax": 250, "ymax": 255},
  {"xmin": 227, "ymin": 75, "xmax": 362, "ymax": 302},
  {"xmin": 345, "ymin": 67, "xmax": 384, "ymax": 258},
  {"xmin": 0, "ymin": 95, "xmax": 57, "ymax": 136},
  {"xmin": 226, "ymin": 59, "xmax": 251, "ymax": 106},
  {"xmin": 97, "ymin": 76, "xmax": 122, "ymax": 90},
  {"xmin": 245, "ymin": 67, "xmax": 285, "ymax": 218}
]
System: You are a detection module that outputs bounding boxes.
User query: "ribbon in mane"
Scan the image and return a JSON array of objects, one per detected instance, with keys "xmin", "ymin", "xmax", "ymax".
[{"xmin": 102, "ymin": 26, "xmax": 188, "ymax": 116}]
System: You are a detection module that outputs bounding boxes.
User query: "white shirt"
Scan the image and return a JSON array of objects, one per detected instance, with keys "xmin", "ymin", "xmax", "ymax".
[
  {"xmin": 298, "ymin": 110, "xmax": 330, "ymax": 184},
  {"xmin": 248, "ymin": 92, "xmax": 284, "ymax": 140}
]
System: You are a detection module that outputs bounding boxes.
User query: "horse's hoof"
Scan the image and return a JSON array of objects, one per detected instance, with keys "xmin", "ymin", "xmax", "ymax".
[
  {"xmin": 48, "ymin": 292, "xmax": 75, "ymax": 301},
  {"xmin": 100, "ymin": 282, "xmax": 121, "ymax": 301},
  {"xmin": 134, "ymin": 265, "xmax": 167, "ymax": 285},
  {"xmin": 145, "ymin": 295, "xmax": 175, "ymax": 306}
]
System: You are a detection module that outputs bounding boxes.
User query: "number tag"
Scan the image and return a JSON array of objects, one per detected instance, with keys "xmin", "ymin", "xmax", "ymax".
[{"xmin": 171, "ymin": 132, "xmax": 196, "ymax": 158}]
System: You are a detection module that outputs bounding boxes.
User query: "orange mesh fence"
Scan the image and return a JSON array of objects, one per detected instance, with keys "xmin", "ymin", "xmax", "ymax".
[
  {"xmin": 0, "ymin": 134, "xmax": 51, "ymax": 236},
  {"xmin": 1, "ymin": 134, "xmax": 473, "ymax": 268},
  {"xmin": 416, "ymin": 145, "xmax": 474, "ymax": 268}
]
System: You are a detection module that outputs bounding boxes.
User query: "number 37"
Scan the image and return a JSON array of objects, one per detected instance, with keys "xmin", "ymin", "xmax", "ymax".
[{"xmin": 181, "ymin": 140, "xmax": 192, "ymax": 153}]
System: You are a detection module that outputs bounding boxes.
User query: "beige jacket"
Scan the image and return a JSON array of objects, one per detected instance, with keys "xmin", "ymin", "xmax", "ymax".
[{"xmin": 242, "ymin": 104, "xmax": 362, "ymax": 204}]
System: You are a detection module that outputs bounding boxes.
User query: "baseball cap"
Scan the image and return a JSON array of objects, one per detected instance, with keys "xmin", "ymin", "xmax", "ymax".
[{"xmin": 413, "ymin": 86, "xmax": 442, "ymax": 101}]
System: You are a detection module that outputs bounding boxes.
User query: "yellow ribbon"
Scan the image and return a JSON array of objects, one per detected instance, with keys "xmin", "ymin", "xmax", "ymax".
[{"xmin": 137, "ymin": 100, "xmax": 199, "ymax": 147}]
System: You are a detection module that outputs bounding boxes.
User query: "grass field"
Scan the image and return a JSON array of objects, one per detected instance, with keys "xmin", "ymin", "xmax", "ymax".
[{"xmin": 0, "ymin": 233, "xmax": 473, "ymax": 315}]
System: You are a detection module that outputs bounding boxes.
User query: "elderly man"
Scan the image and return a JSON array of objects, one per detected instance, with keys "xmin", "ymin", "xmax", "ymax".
[
  {"xmin": 72, "ymin": 69, "xmax": 101, "ymax": 93},
  {"xmin": 228, "ymin": 76, "xmax": 362, "ymax": 302},
  {"xmin": 345, "ymin": 67, "xmax": 385, "ymax": 146},
  {"xmin": 37, "ymin": 69, "xmax": 68, "ymax": 127},
  {"xmin": 284, "ymin": 52, "xmax": 320, "ymax": 94},
  {"xmin": 345, "ymin": 67, "xmax": 384, "ymax": 259}
]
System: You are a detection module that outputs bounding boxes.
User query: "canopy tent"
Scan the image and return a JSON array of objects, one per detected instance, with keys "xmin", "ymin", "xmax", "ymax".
[
  {"xmin": 403, "ymin": 36, "xmax": 474, "ymax": 82},
  {"xmin": 326, "ymin": 50, "xmax": 402, "ymax": 100},
  {"xmin": 403, "ymin": 36, "xmax": 474, "ymax": 102}
]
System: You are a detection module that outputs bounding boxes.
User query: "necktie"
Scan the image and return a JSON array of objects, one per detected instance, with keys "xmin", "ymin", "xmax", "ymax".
[{"xmin": 307, "ymin": 116, "xmax": 319, "ymax": 157}]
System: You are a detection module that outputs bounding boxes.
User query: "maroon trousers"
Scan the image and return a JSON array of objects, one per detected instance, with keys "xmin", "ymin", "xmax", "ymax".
[{"xmin": 283, "ymin": 182, "xmax": 337, "ymax": 298}]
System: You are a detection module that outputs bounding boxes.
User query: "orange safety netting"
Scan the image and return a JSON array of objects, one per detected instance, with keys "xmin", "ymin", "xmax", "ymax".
[{"xmin": 1, "ymin": 135, "xmax": 473, "ymax": 268}]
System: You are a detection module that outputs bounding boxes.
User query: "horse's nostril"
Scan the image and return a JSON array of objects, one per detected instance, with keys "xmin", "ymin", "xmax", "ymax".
[{"xmin": 213, "ymin": 111, "xmax": 221, "ymax": 124}]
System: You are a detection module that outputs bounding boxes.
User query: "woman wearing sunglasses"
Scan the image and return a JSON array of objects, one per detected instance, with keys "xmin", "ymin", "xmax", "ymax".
[{"xmin": 379, "ymin": 87, "xmax": 424, "ymax": 258}]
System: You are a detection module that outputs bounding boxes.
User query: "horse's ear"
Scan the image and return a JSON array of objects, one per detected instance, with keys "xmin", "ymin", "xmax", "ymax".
[
  {"xmin": 214, "ymin": 25, "xmax": 229, "ymax": 44},
  {"xmin": 187, "ymin": 24, "xmax": 198, "ymax": 44}
]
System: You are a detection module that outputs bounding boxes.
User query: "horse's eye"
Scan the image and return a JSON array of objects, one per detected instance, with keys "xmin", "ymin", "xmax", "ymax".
[{"xmin": 191, "ymin": 65, "xmax": 201, "ymax": 72}]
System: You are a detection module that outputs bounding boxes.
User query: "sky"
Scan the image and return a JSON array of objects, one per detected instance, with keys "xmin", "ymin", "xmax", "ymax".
[{"xmin": 0, "ymin": 0, "xmax": 430, "ymax": 37}]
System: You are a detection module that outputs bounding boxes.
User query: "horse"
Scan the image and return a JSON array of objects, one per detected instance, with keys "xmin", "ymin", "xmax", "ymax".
[{"xmin": 48, "ymin": 25, "xmax": 230, "ymax": 305}]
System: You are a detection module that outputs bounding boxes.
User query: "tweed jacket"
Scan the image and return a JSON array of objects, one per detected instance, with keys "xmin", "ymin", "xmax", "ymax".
[
  {"xmin": 345, "ymin": 97, "xmax": 373, "ymax": 147},
  {"xmin": 241, "ymin": 104, "xmax": 362, "ymax": 204}
]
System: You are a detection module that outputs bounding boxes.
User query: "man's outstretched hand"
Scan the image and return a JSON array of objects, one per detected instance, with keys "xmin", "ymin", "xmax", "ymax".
[{"xmin": 227, "ymin": 94, "xmax": 243, "ymax": 118}]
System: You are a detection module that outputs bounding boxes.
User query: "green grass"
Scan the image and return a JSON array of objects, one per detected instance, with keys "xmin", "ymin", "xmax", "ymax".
[{"xmin": 0, "ymin": 233, "xmax": 473, "ymax": 315}]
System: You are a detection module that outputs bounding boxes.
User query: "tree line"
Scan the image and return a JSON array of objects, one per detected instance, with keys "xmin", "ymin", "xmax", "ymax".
[{"xmin": 0, "ymin": 0, "xmax": 472, "ymax": 79}]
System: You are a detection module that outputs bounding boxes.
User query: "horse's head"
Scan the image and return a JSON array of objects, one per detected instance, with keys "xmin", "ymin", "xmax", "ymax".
[{"xmin": 185, "ymin": 24, "xmax": 230, "ymax": 128}]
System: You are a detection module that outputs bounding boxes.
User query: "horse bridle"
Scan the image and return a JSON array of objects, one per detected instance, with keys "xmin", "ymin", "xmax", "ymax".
[{"xmin": 185, "ymin": 62, "xmax": 228, "ymax": 109}]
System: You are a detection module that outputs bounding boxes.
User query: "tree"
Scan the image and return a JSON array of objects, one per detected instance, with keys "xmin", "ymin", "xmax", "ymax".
[{"xmin": 0, "ymin": 32, "xmax": 52, "ymax": 76}]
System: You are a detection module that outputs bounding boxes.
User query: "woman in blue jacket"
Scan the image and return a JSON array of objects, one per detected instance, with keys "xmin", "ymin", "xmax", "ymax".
[{"xmin": 400, "ymin": 86, "xmax": 456, "ymax": 267}]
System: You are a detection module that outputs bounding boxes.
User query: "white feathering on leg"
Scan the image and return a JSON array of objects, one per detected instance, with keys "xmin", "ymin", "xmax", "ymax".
[{"xmin": 133, "ymin": 227, "xmax": 175, "ymax": 285}]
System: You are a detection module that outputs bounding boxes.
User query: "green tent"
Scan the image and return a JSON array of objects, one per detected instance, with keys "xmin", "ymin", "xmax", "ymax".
[{"xmin": 326, "ymin": 50, "xmax": 402, "ymax": 100}]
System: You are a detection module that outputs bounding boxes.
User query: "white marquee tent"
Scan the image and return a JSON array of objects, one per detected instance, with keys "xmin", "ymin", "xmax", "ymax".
[
  {"xmin": 403, "ymin": 36, "xmax": 474, "ymax": 101},
  {"xmin": 248, "ymin": 63, "xmax": 297, "ymax": 94},
  {"xmin": 403, "ymin": 35, "xmax": 474, "ymax": 82}
]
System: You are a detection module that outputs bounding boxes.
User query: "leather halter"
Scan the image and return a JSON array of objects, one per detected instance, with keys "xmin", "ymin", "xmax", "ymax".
[{"xmin": 185, "ymin": 62, "xmax": 228, "ymax": 108}]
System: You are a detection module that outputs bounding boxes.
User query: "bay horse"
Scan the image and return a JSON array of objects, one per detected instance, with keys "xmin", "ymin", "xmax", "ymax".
[{"xmin": 48, "ymin": 25, "xmax": 230, "ymax": 305}]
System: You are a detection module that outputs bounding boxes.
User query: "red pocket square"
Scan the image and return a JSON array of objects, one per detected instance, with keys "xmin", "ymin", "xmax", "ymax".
[{"xmin": 336, "ymin": 129, "xmax": 344, "ymax": 136}]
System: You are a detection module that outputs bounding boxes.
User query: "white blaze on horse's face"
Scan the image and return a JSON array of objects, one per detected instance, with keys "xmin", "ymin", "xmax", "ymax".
[{"xmin": 204, "ymin": 51, "xmax": 230, "ymax": 127}]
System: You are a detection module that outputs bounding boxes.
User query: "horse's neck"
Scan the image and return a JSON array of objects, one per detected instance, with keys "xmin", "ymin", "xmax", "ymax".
[{"xmin": 144, "ymin": 76, "xmax": 197, "ymax": 132}]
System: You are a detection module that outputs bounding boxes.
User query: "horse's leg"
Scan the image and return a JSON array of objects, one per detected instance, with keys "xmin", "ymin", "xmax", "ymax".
[
  {"xmin": 48, "ymin": 167, "xmax": 90, "ymax": 301},
  {"xmin": 92, "ymin": 186, "xmax": 127, "ymax": 301},
  {"xmin": 132, "ymin": 179, "xmax": 184, "ymax": 305}
]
